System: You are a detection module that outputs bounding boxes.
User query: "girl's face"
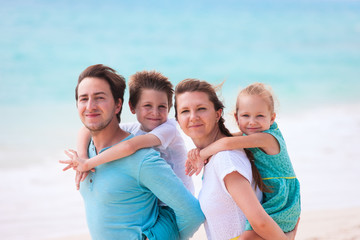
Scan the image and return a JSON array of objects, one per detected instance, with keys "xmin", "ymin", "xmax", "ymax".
[
  {"xmin": 176, "ymin": 91, "xmax": 222, "ymax": 146},
  {"xmin": 131, "ymin": 89, "xmax": 169, "ymax": 132},
  {"xmin": 235, "ymin": 94, "xmax": 276, "ymax": 135}
]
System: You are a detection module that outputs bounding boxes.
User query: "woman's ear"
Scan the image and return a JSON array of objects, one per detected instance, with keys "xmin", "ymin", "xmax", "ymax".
[
  {"xmin": 129, "ymin": 102, "xmax": 136, "ymax": 114},
  {"xmin": 216, "ymin": 108, "xmax": 222, "ymax": 122}
]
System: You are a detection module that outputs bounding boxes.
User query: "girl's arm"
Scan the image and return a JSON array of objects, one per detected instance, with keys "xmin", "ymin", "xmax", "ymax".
[
  {"xmin": 224, "ymin": 171, "xmax": 288, "ymax": 240},
  {"xmin": 186, "ymin": 134, "xmax": 279, "ymax": 176},
  {"xmin": 200, "ymin": 133, "xmax": 279, "ymax": 160}
]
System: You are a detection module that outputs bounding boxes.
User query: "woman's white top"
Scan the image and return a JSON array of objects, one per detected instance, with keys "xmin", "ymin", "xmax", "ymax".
[
  {"xmin": 120, "ymin": 119, "xmax": 195, "ymax": 194},
  {"xmin": 198, "ymin": 149, "xmax": 262, "ymax": 240}
]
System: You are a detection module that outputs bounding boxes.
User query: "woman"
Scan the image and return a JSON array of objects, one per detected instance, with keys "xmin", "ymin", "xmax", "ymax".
[{"xmin": 174, "ymin": 79, "xmax": 297, "ymax": 240}]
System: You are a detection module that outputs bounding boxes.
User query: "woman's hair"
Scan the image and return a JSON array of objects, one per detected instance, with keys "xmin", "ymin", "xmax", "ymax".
[
  {"xmin": 76, "ymin": 64, "xmax": 126, "ymax": 123},
  {"xmin": 128, "ymin": 70, "xmax": 173, "ymax": 111},
  {"xmin": 175, "ymin": 78, "xmax": 268, "ymax": 192},
  {"xmin": 236, "ymin": 82, "xmax": 276, "ymax": 114}
]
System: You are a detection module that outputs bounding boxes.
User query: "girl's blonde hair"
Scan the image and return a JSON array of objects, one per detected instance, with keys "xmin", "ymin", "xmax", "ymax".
[{"xmin": 236, "ymin": 82, "xmax": 276, "ymax": 114}]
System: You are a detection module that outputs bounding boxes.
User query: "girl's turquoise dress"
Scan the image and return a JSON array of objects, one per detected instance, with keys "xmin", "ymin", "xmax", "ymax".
[{"xmin": 245, "ymin": 122, "xmax": 301, "ymax": 233}]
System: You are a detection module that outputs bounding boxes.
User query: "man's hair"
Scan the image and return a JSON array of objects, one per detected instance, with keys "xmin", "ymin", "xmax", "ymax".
[
  {"xmin": 75, "ymin": 64, "xmax": 126, "ymax": 123},
  {"xmin": 128, "ymin": 70, "xmax": 173, "ymax": 111}
]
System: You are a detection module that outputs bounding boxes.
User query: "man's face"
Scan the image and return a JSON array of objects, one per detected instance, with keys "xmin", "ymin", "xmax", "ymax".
[{"xmin": 77, "ymin": 77, "xmax": 121, "ymax": 132}]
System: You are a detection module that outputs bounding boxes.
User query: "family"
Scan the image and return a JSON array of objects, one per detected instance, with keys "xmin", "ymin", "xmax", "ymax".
[{"xmin": 60, "ymin": 64, "xmax": 301, "ymax": 240}]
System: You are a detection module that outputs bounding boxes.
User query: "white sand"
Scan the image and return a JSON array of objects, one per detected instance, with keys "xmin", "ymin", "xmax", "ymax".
[{"xmin": 48, "ymin": 207, "xmax": 360, "ymax": 240}]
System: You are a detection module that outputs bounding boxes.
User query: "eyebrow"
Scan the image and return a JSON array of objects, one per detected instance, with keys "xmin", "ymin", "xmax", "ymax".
[{"xmin": 78, "ymin": 92, "xmax": 107, "ymax": 98}]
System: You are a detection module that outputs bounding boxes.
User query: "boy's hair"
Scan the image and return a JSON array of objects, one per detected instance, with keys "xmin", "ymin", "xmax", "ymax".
[
  {"xmin": 128, "ymin": 70, "xmax": 173, "ymax": 110},
  {"xmin": 237, "ymin": 82, "xmax": 276, "ymax": 114},
  {"xmin": 75, "ymin": 64, "xmax": 126, "ymax": 123}
]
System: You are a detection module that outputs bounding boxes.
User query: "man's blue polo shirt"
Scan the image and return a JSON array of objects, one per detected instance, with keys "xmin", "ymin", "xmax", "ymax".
[{"xmin": 80, "ymin": 134, "xmax": 204, "ymax": 239}]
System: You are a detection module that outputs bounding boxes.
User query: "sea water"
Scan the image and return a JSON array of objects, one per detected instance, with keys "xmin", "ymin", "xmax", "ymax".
[{"xmin": 1, "ymin": 0, "xmax": 360, "ymax": 239}]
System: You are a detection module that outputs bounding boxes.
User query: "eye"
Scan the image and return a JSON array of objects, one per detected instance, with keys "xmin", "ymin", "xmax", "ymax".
[
  {"xmin": 257, "ymin": 115, "xmax": 265, "ymax": 118},
  {"xmin": 79, "ymin": 97, "xmax": 88, "ymax": 102},
  {"xmin": 180, "ymin": 109, "xmax": 189, "ymax": 114},
  {"xmin": 198, "ymin": 107, "xmax": 206, "ymax": 111},
  {"xmin": 241, "ymin": 114, "xmax": 249, "ymax": 117}
]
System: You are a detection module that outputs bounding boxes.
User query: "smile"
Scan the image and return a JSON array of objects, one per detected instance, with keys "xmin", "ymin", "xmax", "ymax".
[
  {"xmin": 188, "ymin": 124, "xmax": 203, "ymax": 128},
  {"xmin": 85, "ymin": 113, "xmax": 101, "ymax": 118},
  {"xmin": 147, "ymin": 118, "xmax": 161, "ymax": 121}
]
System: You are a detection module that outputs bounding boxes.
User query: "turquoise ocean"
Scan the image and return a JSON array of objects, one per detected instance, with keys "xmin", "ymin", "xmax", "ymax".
[{"xmin": 1, "ymin": 1, "xmax": 360, "ymax": 239}]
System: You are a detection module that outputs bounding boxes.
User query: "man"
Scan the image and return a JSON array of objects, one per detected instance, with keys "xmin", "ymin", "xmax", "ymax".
[{"xmin": 62, "ymin": 64, "xmax": 204, "ymax": 239}]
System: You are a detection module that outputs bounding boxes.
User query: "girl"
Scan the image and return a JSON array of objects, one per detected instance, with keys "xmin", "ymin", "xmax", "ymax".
[
  {"xmin": 62, "ymin": 70, "xmax": 194, "ymax": 195},
  {"xmin": 186, "ymin": 82, "xmax": 301, "ymax": 239}
]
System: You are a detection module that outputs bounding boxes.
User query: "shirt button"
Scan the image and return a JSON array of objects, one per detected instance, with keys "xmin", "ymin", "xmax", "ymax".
[{"xmin": 90, "ymin": 179, "xmax": 93, "ymax": 183}]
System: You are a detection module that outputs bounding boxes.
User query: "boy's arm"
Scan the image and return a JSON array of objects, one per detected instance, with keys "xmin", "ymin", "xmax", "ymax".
[
  {"xmin": 84, "ymin": 134, "xmax": 162, "ymax": 170},
  {"xmin": 200, "ymin": 133, "xmax": 279, "ymax": 160},
  {"xmin": 77, "ymin": 126, "xmax": 91, "ymax": 158},
  {"xmin": 75, "ymin": 127, "xmax": 92, "ymax": 190}
]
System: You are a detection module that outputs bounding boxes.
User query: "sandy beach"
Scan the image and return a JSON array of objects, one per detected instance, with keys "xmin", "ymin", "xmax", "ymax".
[{"xmin": 48, "ymin": 207, "xmax": 360, "ymax": 240}]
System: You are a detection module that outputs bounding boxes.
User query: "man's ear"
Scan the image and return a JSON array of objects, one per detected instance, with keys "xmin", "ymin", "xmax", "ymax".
[
  {"xmin": 129, "ymin": 101, "xmax": 136, "ymax": 114},
  {"xmin": 115, "ymin": 99, "xmax": 122, "ymax": 114}
]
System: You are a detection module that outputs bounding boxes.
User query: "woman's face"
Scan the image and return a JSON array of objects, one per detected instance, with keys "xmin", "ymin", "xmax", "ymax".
[{"xmin": 176, "ymin": 91, "xmax": 222, "ymax": 146}]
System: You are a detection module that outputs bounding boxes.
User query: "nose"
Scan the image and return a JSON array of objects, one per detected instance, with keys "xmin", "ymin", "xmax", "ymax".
[
  {"xmin": 149, "ymin": 107, "xmax": 160, "ymax": 116},
  {"xmin": 249, "ymin": 117, "xmax": 256, "ymax": 125},
  {"xmin": 86, "ymin": 98, "xmax": 96, "ymax": 110},
  {"xmin": 153, "ymin": 108, "xmax": 160, "ymax": 116},
  {"xmin": 189, "ymin": 111, "xmax": 198, "ymax": 122}
]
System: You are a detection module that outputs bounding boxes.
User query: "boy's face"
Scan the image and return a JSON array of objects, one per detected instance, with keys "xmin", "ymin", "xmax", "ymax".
[{"xmin": 131, "ymin": 89, "xmax": 169, "ymax": 132}]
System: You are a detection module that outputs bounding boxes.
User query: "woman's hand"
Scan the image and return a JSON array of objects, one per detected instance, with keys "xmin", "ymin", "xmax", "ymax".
[{"xmin": 285, "ymin": 218, "xmax": 300, "ymax": 240}]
